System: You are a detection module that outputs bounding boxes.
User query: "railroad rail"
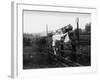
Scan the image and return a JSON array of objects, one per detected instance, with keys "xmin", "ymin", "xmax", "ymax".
[{"xmin": 50, "ymin": 52, "xmax": 82, "ymax": 67}]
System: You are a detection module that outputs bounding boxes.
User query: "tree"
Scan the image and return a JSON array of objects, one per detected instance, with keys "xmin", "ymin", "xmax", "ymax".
[
  {"xmin": 85, "ymin": 23, "xmax": 91, "ymax": 33},
  {"xmin": 74, "ymin": 28, "xmax": 82, "ymax": 34}
]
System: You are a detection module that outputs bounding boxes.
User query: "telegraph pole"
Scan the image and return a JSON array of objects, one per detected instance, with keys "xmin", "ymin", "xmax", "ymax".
[
  {"xmin": 76, "ymin": 18, "xmax": 80, "ymax": 48},
  {"xmin": 46, "ymin": 24, "xmax": 51, "ymax": 64},
  {"xmin": 46, "ymin": 24, "xmax": 49, "ymax": 53},
  {"xmin": 76, "ymin": 18, "xmax": 80, "ymax": 46},
  {"xmin": 74, "ymin": 18, "xmax": 80, "ymax": 62},
  {"xmin": 46, "ymin": 24, "xmax": 48, "ymax": 36}
]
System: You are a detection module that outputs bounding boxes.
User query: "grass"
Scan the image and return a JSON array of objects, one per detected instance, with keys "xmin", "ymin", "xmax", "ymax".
[{"xmin": 23, "ymin": 31, "xmax": 91, "ymax": 69}]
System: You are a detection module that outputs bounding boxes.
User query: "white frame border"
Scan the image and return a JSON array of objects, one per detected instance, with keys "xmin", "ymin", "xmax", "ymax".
[{"xmin": 11, "ymin": 1, "xmax": 97, "ymax": 78}]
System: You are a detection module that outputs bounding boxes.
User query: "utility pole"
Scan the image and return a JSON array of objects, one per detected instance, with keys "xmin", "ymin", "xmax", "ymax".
[
  {"xmin": 76, "ymin": 18, "xmax": 80, "ymax": 46},
  {"xmin": 46, "ymin": 24, "xmax": 49, "ymax": 53},
  {"xmin": 46, "ymin": 24, "xmax": 48, "ymax": 36},
  {"xmin": 46, "ymin": 24, "xmax": 51, "ymax": 63},
  {"xmin": 76, "ymin": 18, "xmax": 80, "ymax": 62}
]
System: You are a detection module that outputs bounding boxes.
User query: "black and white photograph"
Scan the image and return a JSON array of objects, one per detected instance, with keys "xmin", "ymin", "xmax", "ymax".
[{"xmin": 23, "ymin": 10, "xmax": 91, "ymax": 69}]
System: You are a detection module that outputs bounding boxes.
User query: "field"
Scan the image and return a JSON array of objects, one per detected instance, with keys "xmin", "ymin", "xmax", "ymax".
[
  {"xmin": 23, "ymin": 36, "xmax": 67, "ymax": 69},
  {"xmin": 23, "ymin": 23, "xmax": 91, "ymax": 69},
  {"xmin": 23, "ymin": 30, "xmax": 91, "ymax": 69}
]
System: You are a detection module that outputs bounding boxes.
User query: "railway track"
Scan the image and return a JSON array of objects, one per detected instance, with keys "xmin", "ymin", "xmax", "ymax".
[{"xmin": 50, "ymin": 53, "xmax": 82, "ymax": 67}]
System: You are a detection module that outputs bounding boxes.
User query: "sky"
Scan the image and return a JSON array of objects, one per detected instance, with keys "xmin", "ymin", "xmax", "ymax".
[{"xmin": 23, "ymin": 10, "xmax": 91, "ymax": 34}]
